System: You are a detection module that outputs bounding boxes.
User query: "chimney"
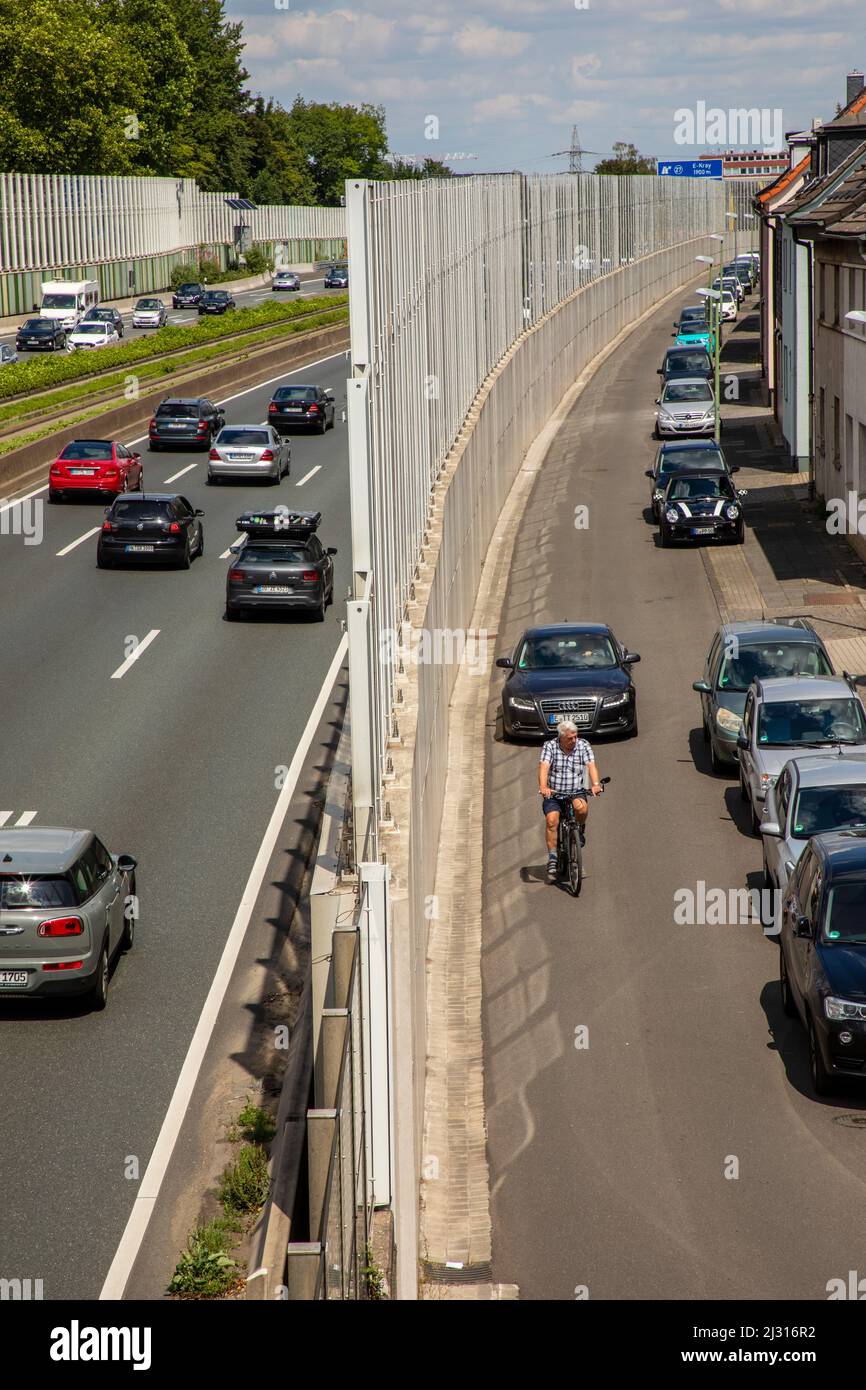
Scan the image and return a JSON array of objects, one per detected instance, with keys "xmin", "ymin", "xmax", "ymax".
[{"xmin": 847, "ymin": 71, "xmax": 865, "ymax": 104}]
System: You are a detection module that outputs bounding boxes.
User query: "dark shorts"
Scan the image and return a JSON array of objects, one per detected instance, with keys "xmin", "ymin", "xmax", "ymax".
[{"xmin": 542, "ymin": 792, "xmax": 589, "ymax": 816}]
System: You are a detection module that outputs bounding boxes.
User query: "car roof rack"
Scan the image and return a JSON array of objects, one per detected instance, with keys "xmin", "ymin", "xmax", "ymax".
[{"xmin": 235, "ymin": 508, "xmax": 321, "ymax": 539}]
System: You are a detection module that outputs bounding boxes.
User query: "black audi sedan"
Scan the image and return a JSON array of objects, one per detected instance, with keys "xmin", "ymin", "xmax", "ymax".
[
  {"xmin": 779, "ymin": 830, "xmax": 866, "ymax": 1095},
  {"xmin": 658, "ymin": 470, "xmax": 747, "ymax": 546},
  {"xmin": 225, "ymin": 509, "xmax": 336, "ymax": 621},
  {"xmin": 497, "ymin": 623, "xmax": 640, "ymax": 739},
  {"xmin": 97, "ymin": 493, "xmax": 204, "ymax": 568}
]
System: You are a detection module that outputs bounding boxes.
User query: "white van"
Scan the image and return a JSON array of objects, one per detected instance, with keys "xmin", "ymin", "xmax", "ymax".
[{"xmin": 39, "ymin": 279, "xmax": 99, "ymax": 329}]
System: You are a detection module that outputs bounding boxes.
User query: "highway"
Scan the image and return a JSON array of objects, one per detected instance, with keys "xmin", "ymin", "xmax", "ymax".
[
  {"xmin": 482, "ymin": 288, "xmax": 866, "ymax": 1300},
  {"xmin": 0, "ymin": 348, "xmax": 349, "ymax": 1298}
]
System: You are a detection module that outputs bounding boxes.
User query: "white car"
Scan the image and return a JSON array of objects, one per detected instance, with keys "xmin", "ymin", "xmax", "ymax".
[
  {"xmin": 131, "ymin": 298, "xmax": 167, "ymax": 329},
  {"xmin": 67, "ymin": 322, "xmax": 120, "ymax": 351},
  {"xmin": 720, "ymin": 290, "xmax": 738, "ymax": 322}
]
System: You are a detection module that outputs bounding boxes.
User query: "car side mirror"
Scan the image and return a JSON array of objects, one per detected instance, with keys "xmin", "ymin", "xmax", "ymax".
[
  {"xmin": 194, "ymin": 509, "xmax": 205, "ymax": 517},
  {"xmin": 496, "ymin": 657, "xmax": 513, "ymax": 669},
  {"xmin": 654, "ymin": 398, "xmax": 660, "ymax": 405},
  {"xmin": 325, "ymin": 389, "xmax": 335, "ymax": 399},
  {"xmin": 327, "ymin": 546, "xmax": 338, "ymax": 555},
  {"xmin": 623, "ymin": 652, "xmax": 640, "ymax": 664},
  {"xmin": 760, "ymin": 821, "xmax": 782, "ymax": 838},
  {"xmin": 795, "ymin": 915, "xmax": 812, "ymax": 939},
  {"xmin": 737, "ymin": 731, "xmax": 749, "ymax": 750},
  {"xmin": 784, "ymin": 860, "xmax": 796, "ymax": 879},
  {"xmin": 116, "ymin": 855, "xmax": 137, "ymax": 874},
  {"xmin": 730, "ymin": 464, "xmax": 740, "ymax": 473},
  {"xmin": 737, "ymin": 489, "xmax": 748, "ymax": 498},
  {"xmin": 657, "ymin": 367, "xmax": 663, "ymax": 374},
  {"xmin": 645, "ymin": 470, "xmax": 654, "ymax": 478},
  {"xmin": 692, "ymin": 680, "xmax": 711, "ymax": 694}
]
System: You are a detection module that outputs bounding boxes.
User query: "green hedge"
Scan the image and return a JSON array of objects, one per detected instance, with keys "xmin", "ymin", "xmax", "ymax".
[{"xmin": 0, "ymin": 294, "xmax": 348, "ymax": 404}]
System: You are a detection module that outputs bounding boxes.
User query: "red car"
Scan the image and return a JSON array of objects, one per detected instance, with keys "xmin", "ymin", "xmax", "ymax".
[{"xmin": 49, "ymin": 439, "xmax": 144, "ymax": 502}]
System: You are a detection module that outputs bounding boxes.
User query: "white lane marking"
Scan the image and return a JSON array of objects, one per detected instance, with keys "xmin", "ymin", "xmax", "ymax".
[
  {"xmin": 15, "ymin": 812, "xmax": 37, "ymax": 827},
  {"xmin": 0, "ymin": 812, "xmax": 12, "ymax": 827},
  {"xmin": 99, "ymin": 632, "xmax": 349, "ymax": 1300},
  {"xmin": 162, "ymin": 462, "xmax": 197, "ymax": 484},
  {"xmin": 110, "ymin": 629, "xmax": 160, "ymax": 680},
  {"xmin": 56, "ymin": 526, "xmax": 100, "ymax": 557},
  {"xmin": 220, "ymin": 543, "xmax": 240, "ymax": 559},
  {"xmin": 124, "ymin": 351, "xmax": 346, "ymax": 446},
  {"xmin": 295, "ymin": 465, "xmax": 321, "ymax": 487},
  {"xmin": 0, "ymin": 485, "xmax": 48, "ymax": 514}
]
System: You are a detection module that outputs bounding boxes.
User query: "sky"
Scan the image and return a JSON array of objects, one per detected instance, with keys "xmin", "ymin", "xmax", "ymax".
[{"xmin": 225, "ymin": 0, "xmax": 864, "ymax": 172}]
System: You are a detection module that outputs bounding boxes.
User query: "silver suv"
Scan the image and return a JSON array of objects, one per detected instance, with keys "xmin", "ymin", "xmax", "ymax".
[
  {"xmin": 0, "ymin": 828, "xmax": 137, "ymax": 1009},
  {"xmin": 737, "ymin": 677, "xmax": 866, "ymax": 835}
]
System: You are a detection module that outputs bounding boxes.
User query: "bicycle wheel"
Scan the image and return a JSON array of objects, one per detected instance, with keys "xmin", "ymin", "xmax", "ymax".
[{"xmin": 566, "ymin": 822, "xmax": 583, "ymax": 897}]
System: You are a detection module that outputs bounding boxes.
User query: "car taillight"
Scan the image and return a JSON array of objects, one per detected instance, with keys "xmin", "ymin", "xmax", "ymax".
[
  {"xmin": 196, "ymin": 420, "xmax": 208, "ymax": 431},
  {"xmin": 38, "ymin": 916, "xmax": 83, "ymax": 937},
  {"xmin": 149, "ymin": 418, "xmax": 157, "ymax": 431},
  {"xmin": 302, "ymin": 570, "xmax": 318, "ymax": 583},
  {"xmin": 268, "ymin": 402, "xmax": 278, "ymax": 412},
  {"xmin": 209, "ymin": 448, "xmax": 219, "ymax": 460},
  {"xmin": 228, "ymin": 569, "xmax": 245, "ymax": 582},
  {"xmin": 103, "ymin": 466, "xmax": 119, "ymax": 476},
  {"xmin": 43, "ymin": 961, "xmax": 84, "ymax": 971},
  {"xmin": 168, "ymin": 522, "xmax": 182, "ymax": 534},
  {"xmin": 307, "ymin": 404, "xmax": 320, "ymax": 414},
  {"xmin": 102, "ymin": 520, "xmax": 113, "ymax": 532},
  {"xmin": 260, "ymin": 449, "xmax": 274, "ymax": 461}
]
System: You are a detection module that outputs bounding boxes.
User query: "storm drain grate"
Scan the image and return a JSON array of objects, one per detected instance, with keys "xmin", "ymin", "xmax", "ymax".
[
  {"xmin": 833, "ymin": 1113, "xmax": 866, "ymax": 1129},
  {"xmin": 422, "ymin": 1261, "xmax": 493, "ymax": 1285}
]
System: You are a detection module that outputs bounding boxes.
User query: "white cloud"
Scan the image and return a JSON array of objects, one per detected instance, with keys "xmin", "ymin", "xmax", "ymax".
[{"xmin": 453, "ymin": 22, "xmax": 532, "ymax": 60}]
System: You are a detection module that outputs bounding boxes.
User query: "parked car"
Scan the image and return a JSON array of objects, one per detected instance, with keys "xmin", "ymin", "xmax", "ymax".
[
  {"xmin": 97, "ymin": 493, "xmax": 204, "ymax": 569},
  {"xmin": 207, "ymin": 425, "xmax": 290, "ymax": 485},
  {"xmin": 761, "ymin": 755, "xmax": 866, "ymax": 894},
  {"xmin": 0, "ymin": 826, "xmax": 136, "ymax": 1008},
  {"xmin": 0, "ymin": 344, "xmax": 18, "ymax": 366},
  {"xmin": 692, "ymin": 619, "xmax": 834, "ymax": 774},
  {"xmin": 777, "ymin": 831, "xmax": 866, "ymax": 1094},
  {"xmin": 658, "ymin": 346, "xmax": 713, "ymax": 385},
  {"xmin": 737, "ymin": 676, "xmax": 866, "ymax": 834},
  {"xmin": 496, "ymin": 623, "xmax": 640, "ymax": 740},
  {"xmin": 16, "ymin": 317, "xmax": 67, "ymax": 352},
  {"xmin": 654, "ymin": 377, "xmax": 716, "ymax": 438},
  {"xmin": 148, "ymin": 397, "xmax": 224, "ymax": 451},
  {"xmin": 172, "ymin": 282, "xmax": 204, "ymax": 309},
  {"xmin": 198, "ymin": 289, "xmax": 235, "ymax": 315},
  {"xmin": 225, "ymin": 509, "xmax": 336, "ymax": 622},
  {"xmin": 131, "ymin": 297, "xmax": 167, "ymax": 329},
  {"xmin": 323, "ymin": 265, "xmax": 349, "ymax": 289},
  {"xmin": 658, "ymin": 470, "xmax": 746, "ymax": 547},
  {"xmin": 726, "ymin": 261, "xmax": 755, "ymax": 294},
  {"xmin": 713, "ymin": 274, "xmax": 744, "ymax": 305},
  {"xmin": 268, "ymin": 384, "xmax": 336, "ymax": 434},
  {"xmin": 646, "ymin": 440, "xmax": 737, "ymax": 520},
  {"xmin": 67, "ymin": 321, "xmax": 120, "ymax": 351},
  {"xmin": 719, "ymin": 290, "xmax": 738, "ymax": 322},
  {"xmin": 674, "ymin": 321, "xmax": 715, "ymax": 353},
  {"xmin": 81, "ymin": 306, "xmax": 125, "ymax": 338},
  {"xmin": 272, "ymin": 270, "xmax": 301, "ymax": 291},
  {"xmin": 49, "ymin": 438, "xmax": 143, "ymax": 502}
]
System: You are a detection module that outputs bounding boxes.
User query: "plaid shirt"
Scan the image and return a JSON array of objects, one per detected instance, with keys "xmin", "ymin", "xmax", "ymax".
[{"xmin": 540, "ymin": 736, "xmax": 595, "ymax": 795}]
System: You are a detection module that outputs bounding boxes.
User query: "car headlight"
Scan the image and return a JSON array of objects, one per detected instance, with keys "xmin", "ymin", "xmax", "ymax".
[
  {"xmin": 665, "ymin": 508, "xmax": 679, "ymax": 523},
  {"xmin": 759, "ymin": 772, "xmax": 776, "ymax": 790},
  {"xmin": 724, "ymin": 504, "xmax": 740, "ymax": 519},
  {"xmin": 825, "ymin": 996, "xmax": 866, "ymax": 1022},
  {"xmin": 716, "ymin": 707, "xmax": 742, "ymax": 734},
  {"xmin": 652, "ymin": 489, "xmax": 664, "ymax": 501},
  {"xmin": 602, "ymin": 692, "xmax": 630, "ymax": 708},
  {"xmin": 508, "ymin": 697, "xmax": 536, "ymax": 711}
]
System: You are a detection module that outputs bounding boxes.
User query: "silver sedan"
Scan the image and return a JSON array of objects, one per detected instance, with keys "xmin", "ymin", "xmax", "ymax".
[
  {"xmin": 207, "ymin": 424, "xmax": 291, "ymax": 485},
  {"xmin": 761, "ymin": 754, "xmax": 866, "ymax": 898}
]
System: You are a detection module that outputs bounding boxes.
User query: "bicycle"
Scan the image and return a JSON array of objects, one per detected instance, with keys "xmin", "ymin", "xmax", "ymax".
[{"xmin": 550, "ymin": 777, "xmax": 611, "ymax": 896}]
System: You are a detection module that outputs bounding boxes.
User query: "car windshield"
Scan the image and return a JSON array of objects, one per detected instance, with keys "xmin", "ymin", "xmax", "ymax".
[
  {"xmin": 74, "ymin": 323, "xmax": 106, "ymax": 334},
  {"xmin": 218, "ymin": 429, "xmax": 269, "ymax": 446},
  {"xmin": 790, "ymin": 786, "xmax": 866, "ymax": 838},
  {"xmin": 516, "ymin": 634, "xmax": 618, "ymax": 670},
  {"xmin": 756, "ymin": 698, "xmax": 866, "ymax": 747},
  {"xmin": 137, "ymin": 300, "xmax": 160, "ymax": 309},
  {"xmin": 156, "ymin": 403, "xmax": 198, "ymax": 418},
  {"xmin": 0, "ymin": 875, "xmax": 77, "ymax": 908},
  {"xmin": 22, "ymin": 320, "xmax": 50, "ymax": 332},
  {"xmin": 668, "ymin": 475, "xmax": 733, "ymax": 501},
  {"xmin": 665, "ymin": 352, "xmax": 710, "ymax": 373},
  {"xmin": 42, "ymin": 294, "xmax": 76, "ymax": 309},
  {"xmin": 678, "ymin": 324, "xmax": 709, "ymax": 337},
  {"xmin": 273, "ymin": 387, "xmax": 317, "ymax": 401},
  {"xmin": 59, "ymin": 441, "xmax": 113, "ymax": 461},
  {"xmin": 87, "ymin": 309, "xmax": 113, "ymax": 320},
  {"xmin": 663, "ymin": 382, "xmax": 713, "ymax": 402},
  {"xmin": 241, "ymin": 545, "xmax": 310, "ymax": 563},
  {"xmin": 178, "ymin": 284, "xmax": 200, "ymax": 292},
  {"xmin": 717, "ymin": 643, "xmax": 832, "ymax": 691},
  {"xmin": 112, "ymin": 501, "xmax": 173, "ymax": 522},
  {"xmin": 659, "ymin": 448, "xmax": 724, "ymax": 476},
  {"xmin": 679, "ymin": 307, "xmax": 705, "ymax": 322},
  {"xmin": 823, "ymin": 883, "xmax": 866, "ymax": 944}
]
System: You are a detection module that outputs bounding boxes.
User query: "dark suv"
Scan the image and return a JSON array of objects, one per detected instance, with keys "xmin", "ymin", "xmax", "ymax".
[
  {"xmin": 148, "ymin": 397, "xmax": 224, "ymax": 451},
  {"xmin": 172, "ymin": 282, "xmax": 204, "ymax": 309},
  {"xmin": 779, "ymin": 831, "xmax": 866, "ymax": 1095}
]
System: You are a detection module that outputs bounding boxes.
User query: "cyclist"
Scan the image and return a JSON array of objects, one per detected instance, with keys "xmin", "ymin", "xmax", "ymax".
[{"xmin": 539, "ymin": 719, "xmax": 603, "ymax": 883}]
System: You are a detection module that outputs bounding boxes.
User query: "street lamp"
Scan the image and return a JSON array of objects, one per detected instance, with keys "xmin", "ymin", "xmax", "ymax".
[
  {"xmin": 726, "ymin": 211, "xmax": 738, "ymax": 267},
  {"xmin": 845, "ymin": 310, "xmax": 866, "ymax": 325},
  {"xmin": 697, "ymin": 286, "xmax": 723, "ymax": 443},
  {"xmin": 743, "ymin": 212, "xmax": 756, "ymax": 257}
]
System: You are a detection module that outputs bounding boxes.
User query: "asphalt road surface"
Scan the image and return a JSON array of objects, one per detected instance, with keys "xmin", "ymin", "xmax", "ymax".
[
  {"xmin": 483, "ymin": 289, "xmax": 866, "ymax": 1301},
  {"xmin": 0, "ymin": 347, "xmax": 349, "ymax": 1298}
]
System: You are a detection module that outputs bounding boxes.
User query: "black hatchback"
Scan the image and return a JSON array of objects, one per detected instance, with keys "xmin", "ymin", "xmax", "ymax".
[
  {"xmin": 779, "ymin": 831, "xmax": 866, "ymax": 1094},
  {"xmin": 16, "ymin": 317, "xmax": 67, "ymax": 352},
  {"xmin": 148, "ymin": 397, "xmax": 224, "ymax": 450},
  {"xmin": 496, "ymin": 623, "xmax": 640, "ymax": 739},
  {"xmin": 97, "ymin": 494, "xmax": 204, "ymax": 568}
]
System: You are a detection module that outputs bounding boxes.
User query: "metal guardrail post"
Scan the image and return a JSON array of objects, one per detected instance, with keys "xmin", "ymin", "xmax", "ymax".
[{"xmin": 285, "ymin": 1243, "xmax": 323, "ymax": 1300}]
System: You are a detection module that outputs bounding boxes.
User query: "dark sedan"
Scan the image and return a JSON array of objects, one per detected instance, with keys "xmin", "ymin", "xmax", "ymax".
[
  {"xmin": 97, "ymin": 493, "xmax": 204, "ymax": 569},
  {"xmin": 148, "ymin": 397, "xmax": 224, "ymax": 450},
  {"xmin": 657, "ymin": 345, "xmax": 713, "ymax": 385},
  {"xmin": 16, "ymin": 317, "xmax": 67, "ymax": 352},
  {"xmin": 82, "ymin": 306, "xmax": 125, "ymax": 338},
  {"xmin": 659, "ymin": 470, "xmax": 746, "ymax": 546},
  {"xmin": 497, "ymin": 623, "xmax": 640, "ymax": 739},
  {"xmin": 268, "ymin": 384, "xmax": 336, "ymax": 434},
  {"xmin": 646, "ymin": 441, "xmax": 737, "ymax": 519},
  {"xmin": 323, "ymin": 266, "xmax": 349, "ymax": 289},
  {"xmin": 198, "ymin": 289, "xmax": 235, "ymax": 315},
  {"xmin": 779, "ymin": 831, "xmax": 866, "ymax": 1094},
  {"xmin": 172, "ymin": 282, "xmax": 204, "ymax": 308},
  {"xmin": 225, "ymin": 509, "xmax": 336, "ymax": 621}
]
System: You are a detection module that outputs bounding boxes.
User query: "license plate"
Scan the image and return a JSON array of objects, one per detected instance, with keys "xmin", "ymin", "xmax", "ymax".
[
  {"xmin": 166, "ymin": 423, "xmax": 186, "ymax": 429},
  {"xmin": 0, "ymin": 970, "xmax": 28, "ymax": 987},
  {"xmin": 549, "ymin": 712, "xmax": 592, "ymax": 725},
  {"xmin": 70, "ymin": 468, "xmax": 96, "ymax": 476},
  {"xmin": 227, "ymin": 453, "xmax": 253, "ymax": 461},
  {"xmin": 285, "ymin": 407, "xmax": 303, "ymax": 413},
  {"xmin": 126, "ymin": 544, "xmax": 154, "ymax": 552},
  {"xmin": 255, "ymin": 585, "xmax": 291, "ymax": 594},
  {"xmin": 691, "ymin": 527, "xmax": 714, "ymax": 535}
]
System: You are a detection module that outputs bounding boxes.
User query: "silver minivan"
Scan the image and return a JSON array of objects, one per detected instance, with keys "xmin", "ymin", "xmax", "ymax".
[{"xmin": 0, "ymin": 828, "xmax": 137, "ymax": 1009}]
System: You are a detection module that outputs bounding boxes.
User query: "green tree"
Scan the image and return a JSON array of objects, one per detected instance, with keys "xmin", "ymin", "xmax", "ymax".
[
  {"xmin": 594, "ymin": 142, "xmax": 656, "ymax": 176},
  {"xmin": 285, "ymin": 98, "xmax": 390, "ymax": 204},
  {"xmin": 244, "ymin": 99, "xmax": 315, "ymax": 205},
  {"xmin": 164, "ymin": 0, "xmax": 251, "ymax": 191}
]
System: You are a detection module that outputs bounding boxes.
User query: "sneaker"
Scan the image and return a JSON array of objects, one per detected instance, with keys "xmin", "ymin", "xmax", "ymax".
[{"xmin": 546, "ymin": 858, "xmax": 557, "ymax": 882}]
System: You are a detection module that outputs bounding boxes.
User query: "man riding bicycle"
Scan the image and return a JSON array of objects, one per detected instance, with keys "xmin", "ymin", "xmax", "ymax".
[{"xmin": 539, "ymin": 720, "xmax": 602, "ymax": 883}]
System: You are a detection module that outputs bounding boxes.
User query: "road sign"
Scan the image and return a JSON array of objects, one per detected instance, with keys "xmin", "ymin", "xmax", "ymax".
[{"xmin": 656, "ymin": 159, "xmax": 723, "ymax": 179}]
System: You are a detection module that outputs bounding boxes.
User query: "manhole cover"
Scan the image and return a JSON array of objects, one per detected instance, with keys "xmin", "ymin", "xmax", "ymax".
[{"xmin": 832, "ymin": 1114, "xmax": 866, "ymax": 1129}]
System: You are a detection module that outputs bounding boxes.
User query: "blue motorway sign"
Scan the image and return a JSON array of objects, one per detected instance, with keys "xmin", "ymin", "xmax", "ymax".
[{"xmin": 656, "ymin": 159, "xmax": 723, "ymax": 179}]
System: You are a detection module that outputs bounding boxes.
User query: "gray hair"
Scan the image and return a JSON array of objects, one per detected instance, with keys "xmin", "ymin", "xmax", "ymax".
[{"xmin": 557, "ymin": 720, "xmax": 578, "ymax": 735}]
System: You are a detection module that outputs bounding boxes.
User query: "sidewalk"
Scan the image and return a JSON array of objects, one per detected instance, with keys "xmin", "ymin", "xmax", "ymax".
[{"xmin": 701, "ymin": 302, "xmax": 866, "ymax": 675}]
